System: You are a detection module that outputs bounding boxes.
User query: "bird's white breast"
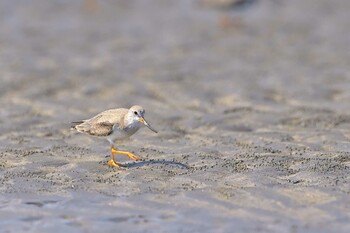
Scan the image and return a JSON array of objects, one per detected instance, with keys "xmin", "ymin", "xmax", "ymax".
[{"xmin": 107, "ymin": 122, "xmax": 141, "ymax": 144}]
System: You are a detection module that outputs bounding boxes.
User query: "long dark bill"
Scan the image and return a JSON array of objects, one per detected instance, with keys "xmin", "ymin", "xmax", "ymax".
[{"xmin": 140, "ymin": 117, "xmax": 158, "ymax": 133}]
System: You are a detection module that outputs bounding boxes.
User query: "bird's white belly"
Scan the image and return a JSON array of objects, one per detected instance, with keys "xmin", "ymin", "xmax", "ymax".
[{"xmin": 107, "ymin": 125, "xmax": 140, "ymax": 144}]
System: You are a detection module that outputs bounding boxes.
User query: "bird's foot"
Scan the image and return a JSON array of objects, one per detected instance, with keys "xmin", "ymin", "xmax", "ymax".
[
  {"xmin": 107, "ymin": 159, "xmax": 126, "ymax": 168},
  {"xmin": 111, "ymin": 148, "xmax": 142, "ymax": 161},
  {"xmin": 125, "ymin": 152, "xmax": 142, "ymax": 161}
]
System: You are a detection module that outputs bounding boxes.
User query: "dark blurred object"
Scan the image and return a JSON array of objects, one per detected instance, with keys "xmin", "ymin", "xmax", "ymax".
[{"xmin": 200, "ymin": 0, "xmax": 257, "ymax": 10}]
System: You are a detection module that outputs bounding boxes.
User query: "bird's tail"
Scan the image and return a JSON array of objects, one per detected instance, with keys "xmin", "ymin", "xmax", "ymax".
[{"xmin": 71, "ymin": 121, "xmax": 84, "ymax": 129}]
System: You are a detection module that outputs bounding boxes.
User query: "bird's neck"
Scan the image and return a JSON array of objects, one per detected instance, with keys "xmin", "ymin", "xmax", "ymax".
[
  {"xmin": 124, "ymin": 112, "xmax": 132, "ymax": 127},
  {"xmin": 124, "ymin": 112, "xmax": 141, "ymax": 129}
]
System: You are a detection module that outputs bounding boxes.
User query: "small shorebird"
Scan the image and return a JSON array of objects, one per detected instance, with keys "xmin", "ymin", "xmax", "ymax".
[{"xmin": 71, "ymin": 105, "xmax": 158, "ymax": 168}]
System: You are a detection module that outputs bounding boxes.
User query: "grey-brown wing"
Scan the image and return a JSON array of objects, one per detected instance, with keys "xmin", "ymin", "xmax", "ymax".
[
  {"xmin": 73, "ymin": 108, "xmax": 126, "ymax": 137},
  {"xmin": 74, "ymin": 116, "xmax": 116, "ymax": 137},
  {"xmin": 88, "ymin": 121, "xmax": 115, "ymax": 136}
]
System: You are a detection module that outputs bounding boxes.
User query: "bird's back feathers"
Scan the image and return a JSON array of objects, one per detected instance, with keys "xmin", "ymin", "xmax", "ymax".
[{"xmin": 71, "ymin": 108, "xmax": 128, "ymax": 137}]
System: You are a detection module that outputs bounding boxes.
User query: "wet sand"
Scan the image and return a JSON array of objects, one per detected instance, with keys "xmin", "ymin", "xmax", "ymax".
[{"xmin": 1, "ymin": 0, "xmax": 350, "ymax": 232}]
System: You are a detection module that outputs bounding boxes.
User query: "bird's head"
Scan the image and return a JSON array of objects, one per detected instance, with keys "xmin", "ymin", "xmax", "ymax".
[{"xmin": 128, "ymin": 105, "xmax": 158, "ymax": 133}]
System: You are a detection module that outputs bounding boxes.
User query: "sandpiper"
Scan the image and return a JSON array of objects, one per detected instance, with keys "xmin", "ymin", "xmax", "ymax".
[{"xmin": 71, "ymin": 105, "xmax": 158, "ymax": 168}]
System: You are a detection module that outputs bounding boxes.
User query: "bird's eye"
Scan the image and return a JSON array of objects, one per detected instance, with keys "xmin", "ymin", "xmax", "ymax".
[{"xmin": 134, "ymin": 111, "xmax": 138, "ymax": 115}]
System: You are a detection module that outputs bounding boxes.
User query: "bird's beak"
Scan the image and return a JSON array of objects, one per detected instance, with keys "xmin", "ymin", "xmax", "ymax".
[{"xmin": 139, "ymin": 117, "xmax": 158, "ymax": 133}]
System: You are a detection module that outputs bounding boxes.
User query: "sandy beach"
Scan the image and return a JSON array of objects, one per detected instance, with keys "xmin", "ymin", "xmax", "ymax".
[{"xmin": 0, "ymin": 0, "xmax": 350, "ymax": 232}]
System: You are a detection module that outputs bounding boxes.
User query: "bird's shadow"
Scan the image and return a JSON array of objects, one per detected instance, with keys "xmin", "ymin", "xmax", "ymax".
[{"xmin": 123, "ymin": 159, "xmax": 191, "ymax": 169}]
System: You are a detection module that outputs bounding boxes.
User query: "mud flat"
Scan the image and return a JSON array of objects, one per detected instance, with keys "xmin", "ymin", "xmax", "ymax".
[{"xmin": 0, "ymin": 0, "xmax": 349, "ymax": 232}]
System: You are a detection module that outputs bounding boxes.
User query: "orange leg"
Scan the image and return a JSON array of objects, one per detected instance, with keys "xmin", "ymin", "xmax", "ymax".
[
  {"xmin": 107, "ymin": 152, "xmax": 125, "ymax": 168},
  {"xmin": 111, "ymin": 146, "xmax": 141, "ymax": 161},
  {"xmin": 107, "ymin": 146, "xmax": 141, "ymax": 168}
]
